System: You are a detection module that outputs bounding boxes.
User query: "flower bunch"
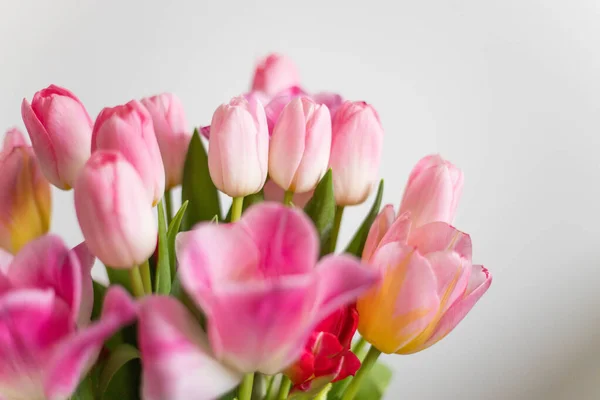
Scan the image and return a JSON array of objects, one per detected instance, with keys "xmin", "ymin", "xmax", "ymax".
[{"xmin": 0, "ymin": 53, "xmax": 492, "ymax": 400}]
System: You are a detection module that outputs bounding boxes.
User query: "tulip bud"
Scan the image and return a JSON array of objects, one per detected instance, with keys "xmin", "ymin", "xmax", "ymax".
[
  {"xmin": 251, "ymin": 53, "xmax": 301, "ymax": 96},
  {"xmin": 92, "ymin": 100, "xmax": 165, "ymax": 205},
  {"xmin": 141, "ymin": 93, "xmax": 192, "ymax": 190},
  {"xmin": 208, "ymin": 95, "xmax": 268, "ymax": 197},
  {"xmin": 269, "ymin": 97, "xmax": 331, "ymax": 194},
  {"xmin": 74, "ymin": 151, "xmax": 158, "ymax": 268},
  {"xmin": 329, "ymin": 101, "xmax": 384, "ymax": 206},
  {"xmin": 21, "ymin": 85, "xmax": 93, "ymax": 190},
  {"xmin": 312, "ymin": 92, "xmax": 344, "ymax": 119},
  {"xmin": 0, "ymin": 128, "xmax": 51, "ymax": 254},
  {"xmin": 399, "ymin": 154, "xmax": 463, "ymax": 227}
]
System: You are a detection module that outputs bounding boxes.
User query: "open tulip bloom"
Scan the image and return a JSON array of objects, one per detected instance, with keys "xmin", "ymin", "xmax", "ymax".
[{"xmin": 0, "ymin": 53, "xmax": 492, "ymax": 400}]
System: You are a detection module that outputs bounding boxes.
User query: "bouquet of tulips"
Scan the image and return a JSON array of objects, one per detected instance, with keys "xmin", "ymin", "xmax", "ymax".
[{"xmin": 0, "ymin": 54, "xmax": 492, "ymax": 400}]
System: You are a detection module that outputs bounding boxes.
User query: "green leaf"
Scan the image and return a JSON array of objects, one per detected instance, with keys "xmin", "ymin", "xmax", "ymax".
[
  {"xmin": 99, "ymin": 344, "xmax": 140, "ymax": 398},
  {"xmin": 106, "ymin": 267, "xmax": 133, "ymax": 294},
  {"xmin": 344, "ymin": 180, "xmax": 384, "ymax": 257},
  {"xmin": 72, "ymin": 375, "xmax": 95, "ymax": 400},
  {"xmin": 303, "ymin": 170, "xmax": 335, "ymax": 257},
  {"xmin": 154, "ymin": 199, "xmax": 171, "ymax": 294},
  {"xmin": 225, "ymin": 190, "xmax": 264, "ymax": 222},
  {"xmin": 181, "ymin": 129, "xmax": 221, "ymax": 231},
  {"xmin": 354, "ymin": 362, "xmax": 393, "ymax": 400},
  {"xmin": 91, "ymin": 280, "xmax": 107, "ymax": 321},
  {"xmin": 167, "ymin": 200, "xmax": 188, "ymax": 279}
]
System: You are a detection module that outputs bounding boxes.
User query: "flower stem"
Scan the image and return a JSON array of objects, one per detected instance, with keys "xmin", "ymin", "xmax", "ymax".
[
  {"xmin": 277, "ymin": 376, "xmax": 291, "ymax": 400},
  {"xmin": 139, "ymin": 260, "xmax": 152, "ymax": 294},
  {"xmin": 238, "ymin": 373, "xmax": 255, "ymax": 400},
  {"xmin": 330, "ymin": 206, "xmax": 345, "ymax": 253},
  {"xmin": 231, "ymin": 197, "xmax": 244, "ymax": 222},
  {"xmin": 283, "ymin": 190, "xmax": 294, "ymax": 206},
  {"xmin": 128, "ymin": 266, "xmax": 146, "ymax": 298},
  {"xmin": 352, "ymin": 337, "xmax": 368, "ymax": 359},
  {"xmin": 164, "ymin": 189, "xmax": 173, "ymax": 225},
  {"xmin": 264, "ymin": 375, "xmax": 276, "ymax": 400},
  {"xmin": 341, "ymin": 345, "xmax": 381, "ymax": 400}
]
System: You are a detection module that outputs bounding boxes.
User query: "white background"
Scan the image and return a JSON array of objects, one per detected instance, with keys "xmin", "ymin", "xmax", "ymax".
[{"xmin": 1, "ymin": 1, "xmax": 600, "ymax": 399}]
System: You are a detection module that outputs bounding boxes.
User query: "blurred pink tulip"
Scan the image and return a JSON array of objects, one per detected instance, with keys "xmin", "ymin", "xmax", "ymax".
[
  {"xmin": 0, "ymin": 128, "xmax": 51, "ymax": 254},
  {"xmin": 269, "ymin": 97, "xmax": 331, "ymax": 194},
  {"xmin": 139, "ymin": 296, "xmax": 242, "ymax": 400},
  {"xmin": 251, "ymin": 53, "xmax": 301, "ymax": 97},
  {"xmin": 176, "ymin": 203, "xmax": 378, "ymax": 374},
  {"xmin": 357, "ymin": 205, "xmax": 491, "ymax": 354},
  {"xmin": 208, "ymin": 95, "xmax": 269, "ymax": 197},
  {"xmin": 74, "ymin": 151, "xmax": 158, "ymax": 269},
  {"xmin": 92, "ymin": 100, "xmax": 165, "ymax": 205},
  {"xmin": 141, "ymin": 93, "xmax": 192, "ymax": 190},
  {"xmin": 399, "ymin": 154, "xmax": 464, "ymax": 228},
  {"xmin": 21, "ymin": 85, "xmax": 93, "ymax": 189},
  {"xmin": 329, "ymin": 101, "xmax": 384, "ymax": 206}
]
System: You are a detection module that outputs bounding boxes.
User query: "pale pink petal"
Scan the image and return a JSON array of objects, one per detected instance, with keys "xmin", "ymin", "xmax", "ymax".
[
  {"xmin": 2, "ymin": 128, "xmax": 28, "ymax": 153},
  {"xmin": 139, "ymin": 296, "xmax": 241, "ymax": 400},
  {"xmin": 377, "ymin": 212, "xmax": 412, "ymax": 252},
  {"xmin": 408, "ymin": 221, "xmax": 472, "ymax": 260},
  {"xmin": 44, "ymin": 287, "xmax": 137, "ymax": 400},
  {"xmin": 424, "ymin": 251, "xmax": 470, "ymax": 315},
  {"xmin": 70, "ymin": 242, "xmax": 95, "ymax": 326},
  {"xmin": 0, "ymin": 249, "xmax": 12, "ymax": 273}
]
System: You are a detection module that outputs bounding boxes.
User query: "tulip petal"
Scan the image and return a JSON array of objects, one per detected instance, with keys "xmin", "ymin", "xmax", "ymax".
[
  {"xmin": 44, "ymin": 287, "xmax": 137, "ymax": 400},
  {"xmin": 408, "ymin": 222, "xmax": 472, "ymax": 260},
  {"xmin": 0, "ymin": 249, "xmax": 11, "ymax": 273},
  {"xmin": 71, "ymin": 242, "xmax": 95, "ymax": 326},
  {"xmin": 376, "ymin": 211, "xmax": 412, "ymax": 255},
  {"xmin": 362, "ymin": 205, "xmax": 396, "ymax": 262},
  {"xmin": 424, "ymin": 251, "xmax": 471, "ymax": 315},
  {"xmin": 139, "ymin": 296, "xmax": 241, "ymax": 400}
]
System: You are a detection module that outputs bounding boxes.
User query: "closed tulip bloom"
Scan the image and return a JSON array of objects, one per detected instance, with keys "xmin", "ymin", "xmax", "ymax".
[
  {"xmin": 92, "ymin": 100, "xmax": 165, "ymax": 205},
  {"xmin": 312, "ymin": 92, "xmax": 344, "ymax": 119},
  {"xmin": 21, "ymin": 85, "xmax": 93, "ymax": 189},
  {"xmin": 264, "ymin": 86, "xmax": 307, "ymax": 133},
  {"xmin": 208, "ymin": 95, "xmax": 269, "ymax": 197},
  {"xmin": 0, "ymin": 128, "xmax": 51, "ymax": 254},
  {"xmin": 269, "ymin": 97, "xmax": 331, "ymax": 194},
  {"xmin": 329, "ymin": 101, "xmax": 384, "ymax": 206},
  {"xmin": 141, "ymin": 93, "xmax": 192, "ymax": 190},
  {"xmin": 177, "ymin": 203, "xmax": 378, "ymax": 374},
  {"xmin": 399, "ymin": 154, "xmax": 464, "ymax": 228},
  {"xmin": 357, "ymin": 205, "xmax": 492, "ymax": 354},
  {"xmin": 251, "ymin": 53, "xmax": 301, "ymax": 97},
  {"xmin": 74, "ymin": 151, "xmax": 158, "ymax": 269}
]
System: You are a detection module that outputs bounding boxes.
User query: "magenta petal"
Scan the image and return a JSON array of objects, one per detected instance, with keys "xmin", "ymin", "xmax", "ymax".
[
  {"xmin": 408, "ymin": 222, "xmax": 472, "ymax": 260},
  {"xmin": 44, "ymin": 287, "xmax": 137, "ymax": 400},
  {"xmin": 70, "ymin": 242, "xmax": 95, "ymax": 326},
  {"xmin": 139, "ymin": 296, "xmax": 241, "ymax": 400}
]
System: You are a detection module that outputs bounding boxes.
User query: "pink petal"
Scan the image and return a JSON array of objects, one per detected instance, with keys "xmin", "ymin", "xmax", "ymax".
[
  {"xmin": 0, "ymin": 249, "xmax": 12, "ymax": 273},
  {"xmin": 408, "ymin": 221, "xmax": 472, "ymax": 260},
  {"xmin": 424, "ymin": 251, "xmax": 471, "ymax": 315},
  {"xmin": 70, "ymin": 242, "xmax": 95, "ymax": 326},
  {"xmin": 362, "ymin": 205, "xmax": 396, "ymax": 262},
  {"xmin": 376, "ymin": 212, "xmax": 412, "ymax": 254},
  {"xmin": 44, "ymin": 287, "xmax": 137, "ymax": 400},
  {"xmin": 2, "ymin": 128, "xmax": 28, "ymax": 153},
  {"xmin": 138, "ymin": 296, "xmax": 241, "ymax": 400}
]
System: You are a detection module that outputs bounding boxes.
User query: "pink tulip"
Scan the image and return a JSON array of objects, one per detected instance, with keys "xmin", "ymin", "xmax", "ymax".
[
  {"xmin": 269, "ymin": 97, "xmax": 331, "ymax": 194},
  {"xmin": 0, "ymin": 128, "xmax": 51, "ymax": 254},
  {"xmin": 176, "ymin": 203, "xmax": 378, "ymax": 374},
  {"xmin": 141, "ymin": 93, "xmax": 192, "ymax": 190},
  {"xmin": 263, "ymin": 180, "xmax": 313, "ymax": 208},
  {"xmin": 74, "ymin": 151, "xmax": 158, "ymax": 269},
  {"xmin": 264, "ymin": 86, "xmax": 307, "ymax": 133},
  {"xmin": 138, "ymin": 296, "xmax": 242, "ymax": 400},
  {"xmin": 399, "ymin": 154, "xmax": 464, "ymax": 228},
  {"xmin": 329, "ymin": 101, "xmax": 384, "ymax": 206},
  {"xmin": 0, "ymin": 235, "xmax": 135, "ymax": 400},
  {"xmin": 92, "ymin": 100, "xmax": 165, "ymax": 205},
  {"xmin": 251, "ymin": 53, "xmax": 301, "ymax": 97},
  {"xmin": 312, "ymin": 92, "xmax": 344, "ymax": 119},
  {"xmin": 357, "ymin": 205, "xmax": 491, "ymax": 354},
  {"xmin": 21, "ymin": 85, "xmax": 93, "ymax": 189},
  {"xmin": 208, "ymin": 95, "xmax": 269, "ymax": 197}
]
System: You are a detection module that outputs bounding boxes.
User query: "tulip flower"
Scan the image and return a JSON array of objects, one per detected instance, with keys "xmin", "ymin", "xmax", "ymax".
[
  {"xmin": 399, "ymin": 154, "xmax": 464, "ymax": 227},
  {"xmin": 176, "ymin": 203, "xmax": 378, "ymax": 374},
  {"xmin": 74, "ymin": 151, "xmax": 158, "ymax": 269},
  {"xmin": 0, "ymin": 128, "xmax": 51, "ymax": 254},
  {"xmin": 264, "ymin": 86, "xmax": 307, "ymax": 133},
  {"xmin": 21, "ymin": 85, "xmax": 93, "ymax": 189},
  {"xmin": 269, "ymin": 97, "xmax": 331, "ymax": 194},
  {"xmin": 329, "ymin": 101, "xmax": 384, "ymax": 206},
  {"xmin": 357, "ymin": 205, "xmax": 492, "ymax": 354},
  {"xmin": 141, "ymin": 93, "xmax": 192, "ymax": 190},
  {"xmin": 312, "ymin": 92, "xmax": 344, "ymax": 119},
  {"xmin": 138, "ymin": 296, "xmax": 242, "ymax": 400},
  {"xmin": 92, "ymin": 100, "xmax": 165, "ymax": 205},
  {"xmin": 251, "ymin": 53, "xmax": 301, "ymax": 97},
  {"xmin": 286, "ymin": 305, "xmax": 361, "ymax": 393},
  {"xmin": 208, "ymin": 95, "xmax": 269, "ymax": 197}
]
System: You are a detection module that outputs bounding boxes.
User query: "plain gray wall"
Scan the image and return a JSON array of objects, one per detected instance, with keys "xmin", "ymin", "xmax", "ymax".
[{"xmin": 1, "ymin": 1, "xmax": 599, "ymax": 399}]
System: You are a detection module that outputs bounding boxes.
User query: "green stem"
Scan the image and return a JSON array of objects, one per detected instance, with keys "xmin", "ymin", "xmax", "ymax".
[
  {"xmin": 352, "ymin": 337, "xmax": 367, "ymax": 359},
  {"xmin": 238, "ymin": 373, "xmax": 255, "ymax": 400},
  {"xmin": 139, "ymin": 260, "xmax": 152, "ymax": 294},
  {"xmin": 164, "ymin": 189, "xmax": 173, "ymax": 225},
  {"xmin": 330, "ymin": 206, "xmax": 345, "ymax": 253},
  {"xmin": 128, "ymin": 266, "xmax": 146, "ymax": 298},
  {"xmin": 315, "ymin": 384, "xmax": 332, "ymax": 400},
  {"xmin": 341, "ymin": 346, "xmax": 381, "ymax": 400},
  {"xmin": 277, "ymin": 376, "xmax": 291, "ymax": 400},
  {"xmin": 264, "ymin": 375, "xmax": 276, "ymax": 400},
  {"xmin": 231, "ymin": 197, "xmax": 244, "ymax": 222},
  {"xmin": 283, "ymin": 190, "xmax": 294, "ymax": 206}
]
